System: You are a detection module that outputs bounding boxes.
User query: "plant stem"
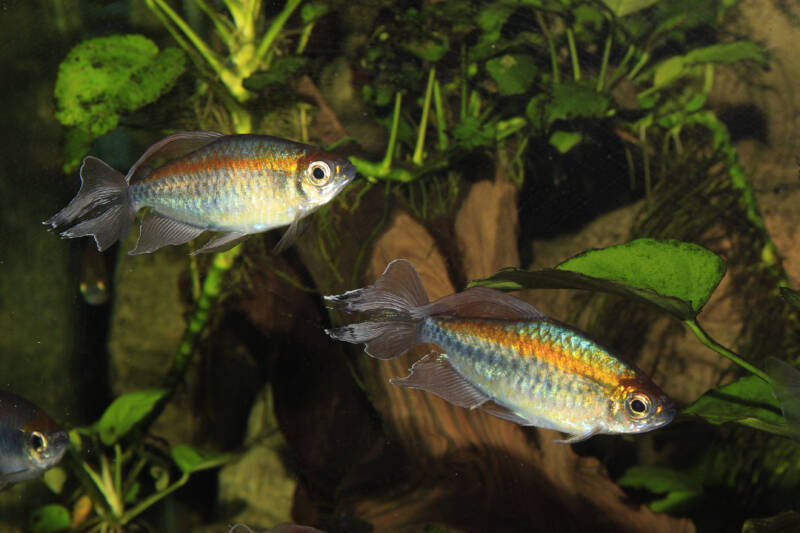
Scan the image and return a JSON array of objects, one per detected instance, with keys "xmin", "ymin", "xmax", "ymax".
[
  {"xmin": 433, "ymin": 79, "xmax": 448, "ymax": 151},
  {"xmin": 639, "ymin": 122, "xmax": 651, "ymax": 196},
  {"xmin": 536, "ymin": 11, "xmax": 559, "ymax": 84},
  {"xmin": 607, "ymin": 44, "xmax": 635, "ymax": 88},
  {"xmin": 627, "ymin": 50, "xmax": 650, "ymax": 80},
  {"xmin": 252, "ymin": 0, "xmax": 303, "ymax": 70},
  {"xmin": 381, "ymin": 92, "xmax": 403, "ymax": 172},
  {"xmin": 193, "ymin": 0, "xmax": 233, "ymax": 42},
  {"xmin": 146, "ymin": 0, "xmax": 223, "ymax": 75},
  {"xmin": 685, "ymin": 319, "xmax": 772, "ymax": 383},
  {"xmin": 597, "ymin": 34, "xmax": 612, "ymax": 91},
  {"xmin": 164, "ymin": 246, "xmax": 242, "ymax": 392},
  {"xmin": 413, "ymin": 68, "xmax": 436, "ymax": 166},
  {"xmin": 566, "ymin": 28, "xmax": 581, "ymax": 81},
  {"xmin": 460, "ymin": 43, "xmax": 468, "ymax": 120},
  {"xmin": 119, "ymin": 474, "xmax": 190, "ymax": 525}
]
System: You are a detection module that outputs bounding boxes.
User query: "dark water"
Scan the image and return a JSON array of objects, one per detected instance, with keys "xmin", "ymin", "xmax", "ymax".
[{"xmin": 1, "ymin": 2, "xmax": 798, "ymax": 532}]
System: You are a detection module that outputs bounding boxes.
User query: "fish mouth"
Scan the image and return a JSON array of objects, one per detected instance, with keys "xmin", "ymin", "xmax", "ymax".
[{"xmin": 342, "ymin": 162, "xmax": 357, "ymax": 185}]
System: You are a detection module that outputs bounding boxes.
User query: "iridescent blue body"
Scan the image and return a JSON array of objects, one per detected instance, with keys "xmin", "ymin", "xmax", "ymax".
[
  {"xmin": 327, "ymin": 260, "xmax": 675, "ymax": 442},
  {"xmin": 46, "ymin": 132, "xmax": 356, "ymax": 254}
]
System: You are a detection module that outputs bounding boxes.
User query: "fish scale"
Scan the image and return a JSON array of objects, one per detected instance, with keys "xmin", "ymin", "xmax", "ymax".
[{"xmin": 327, "ymin": 259, "xmax": 675, "ymax": 441}]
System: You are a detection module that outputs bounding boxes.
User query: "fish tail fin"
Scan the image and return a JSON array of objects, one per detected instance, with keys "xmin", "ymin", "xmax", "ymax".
[
  {"xmin": 325, "ymin": 259, "xmax": 429, "ymax": 360},
  {"xmin": 44, "ymin": 157, "xmax": 135, "ymax": 252}
]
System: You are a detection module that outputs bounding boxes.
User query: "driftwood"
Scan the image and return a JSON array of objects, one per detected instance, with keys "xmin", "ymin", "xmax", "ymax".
[{"xmin": 332, "ymin": 177, "xmax": 695, "ymax": 533}]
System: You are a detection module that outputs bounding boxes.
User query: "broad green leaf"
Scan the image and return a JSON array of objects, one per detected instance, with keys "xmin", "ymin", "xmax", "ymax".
[
  {"xmin": 683, "ymin": 376, "xmax": 794, "ymax": 437},
  {"xmin": 601, "ymin": 0, "xmax": 660, "ymax": 17},
  {"xmin": 94, "ymin": 389, "xmax": 166, "ymax": 445},
  {"xmin": 478, "ymin": 3, "xmax": 514, "ymax": 35},
  {"xmin": 62, "ymin": 127, "xmax": 93, "ymax": 173},
  {"xmin": 452, "ymin": 117, "xmax": 496, "ymax": 149},
  {"xmin": 171, "ymin": 444, "xmax": 235, "ymax": 474},
  {"xmin": 526, "ymin": 94, "xmax": 547, "ymax": 131},
  {"xmin": 742, "ymin": 510, "xmax": 800, "ymax": 533},
  {"xmin": 301, "ymin": 2, "xmax": 329, "ymax": 23},
  {"xmin": 685, "ymin": 93, "xmax": 707, "ymax": 112},
  {"xmin": 30, "ymin": 504, "xmax": 70, "ymax": 533},
  {"xmin": 546, "ymin": 82, "xmax": 610, "ymax": 125},
  {"xmin": 469, "ymin": 238, "xmax": 726, "ymax": 320},
  {"xmin": 684, "ymin": 41, "xmax": 766, "ymax": 66},
  {"xmin": 243, "ymin": 57, "xmax": 308, "ymax": 91},
  {"xmin": 43, "ymin": 467, "xmax": 67, "ymax": 494},
  {"xmin": 779, "ymin": 287, "xmax": 800, "ymax": 310},
  {"xmin": 618, "ymin": 465, "xmax": 701, "ymax": 513},
  {"xmin": 55, "ymin": 35, "xmax": 185, "ymax": 139},
  {"xmin": 653, "ymin": 56, "xmax": 685, "ymax": 88},
  {"xmin": 403, "ymin": 33, "xmax": 449, "ymax": 62},
  {"xmin": 486, "ymin": 54, "xmax": 537, "ymax": 95},
  {"xmin": 549, "ymin": 130, "xmax": 583, "ymax": 153}
]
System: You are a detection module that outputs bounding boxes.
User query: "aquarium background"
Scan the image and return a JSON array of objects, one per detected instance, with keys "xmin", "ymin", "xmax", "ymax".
[{"xmin": 0, "ymin": 1, "xmax": 798, "ymax": 532}]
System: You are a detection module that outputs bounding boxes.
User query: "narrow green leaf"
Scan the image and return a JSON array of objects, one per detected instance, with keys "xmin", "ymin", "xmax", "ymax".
[
  {"xmin": 684, "ymin": 41, "xmax": 767, "ymax": 66},
  {"xmin": 486, "ymin": 54, "xmax": 537, "ymax": 95},
  {"xmin": 742, "ymin": 510, "xmax": 800, "ymax": 533},
  {"xmin": 683, "ymin": 376, "xmax": 794, "ymax": 437},
  {"xmin": 171, "ymin": 444, "xmax": 235, "ymax": 474},
  {"xmin": 549, "ymin": 130, "xmax": 583, "ymax": 153},
  {"xmin": 94, "ymin": 389, "xmax": 166, "ymax": 446},
  {"xmin": 601, "ymin": 0, "xmax": 660, "ymax": 17},
  {"xmin": 301, "ymin": 2, "xmax": 329, "ymax": 24},
  {"xmin": 779, "ymin": 287, "xmax": 800, "ymax": 310},
  {"xmin": 30, "ymin": 504, "xmax": 71, "ymax": 533},
  {"xmin": 243, "ymin": 57, "xmax": 308, "ymax": 91},
  {"xmin": 469, "ymin": 238, "xmax": 726, "ymax": 320}
]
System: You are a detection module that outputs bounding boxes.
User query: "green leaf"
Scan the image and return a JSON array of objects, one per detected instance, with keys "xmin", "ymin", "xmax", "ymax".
[
  {"xmin": 685, "ymin": 93, "xmax": 707, "ymax": 112},
  {"xmin": 42, "ymin": 467, "xmax": 67, "ymax": 494},
  {"xmin": 62, "ymin": 127, "xmax": 94, "ymax": 174},
  {"xmin": 452, "ymin": 117, "xmax": 496, "ymax": 149},
  {"xmin": 618, "ymin": 466, "xmax": 702, "ymax": 513},
  {"xmin": 549, "ymin": 130, "xmax": 583, "ymax": 153},
  {"xmin": 243, "ymin": 56, "xmax": 308, "ymax": 91},
  {"xmin": 525, "ymin": 94, "xmax": 547, "ymax": 131},
  {"xmin": 601, "ymin": 0, "xmax": 660, "ymax": 17},
  {"xmin": 742, "ymin": 510, "xmax": 800, "ymax": 533},
  {"xmin": 683, "ymin": 376, "xmax": 794, "ymax": 437},
  {"xmin": 301, "ymin": 2, "xmax": 329, "ymax": 24},
  {"xmin": 546, "ymin": 82, "xmax": 610, "ymax": 125},
  {"xmin": 684, "ymin": 41, "xmax": 767, "ymax": 66},
  {"xmin": 403, "ymin": 33, "xmax": 449, "ymax": 62},
  {"xmin": 171, "ymin": 444, "xmax": 235, "ymax": 474},
  {"xmin": 94, "ymin": 389, "xmax": 166, "ymax": 445},
  {"xmin": 779, "ymin": 287, "xmax": 800, "ymax": 310},
  {"xmin": 469, "ymin": 238, "xmax": 726, "ymax": 320},
  {"xmin": 653, "ymin": 56, "xmax": 685, "ymax": 88},
  {"xmin": 54, "ymin": 35, "xmax": 185, "ymax": 138},
  {"xmin": 486, "ymin": 54, "xmax": 537, "ymax": 95},
  {"xmin": 30, "ymin": 504, "xmax": 71, "ymax": 533}
]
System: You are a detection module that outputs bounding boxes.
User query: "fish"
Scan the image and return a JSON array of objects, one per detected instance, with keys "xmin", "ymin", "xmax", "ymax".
[
  {"xmin": 45, "ymin": 131, "xmax": 357, "ymax": 255},
  {"xmin": 79, "ymin": 243, "xmax": 110, "ymax": 306},
  {"xmin": 325, "ymin": 259, "xmax": 675, "ymax": 443},
  {"xmin": 0, "ymin": 391, "xmax": 69, "ymax": 490}
]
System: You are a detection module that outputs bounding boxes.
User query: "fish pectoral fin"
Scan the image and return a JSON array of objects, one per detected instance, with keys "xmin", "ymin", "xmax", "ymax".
[
  {"xmin": 479, "ymin": 402, "xmax": 533, "ymax": 426},
  {"xmin": 191, "ymin": 232, "xmax": 248, "ymax": 255},
  {"xmin": 554, "ymin": 428, "xmax": 601, "ymax": 444},
  {"xmin": 423, "ymin": 287, "xmax": 547, "ymax": 320},
  {"xmin": 129, "ymin": 211, "xmax": 206, "ymax": 255},
  {"xmin": 273, "ymin": 216, "xmax": 311, "ymax": 254},
  {"xmin": 389, "ymin": 352, "xmax": 491, "ymax": 409},
  {"xmin": 125, "ymin": 131, "xmax": 224, "ymax": 183}
]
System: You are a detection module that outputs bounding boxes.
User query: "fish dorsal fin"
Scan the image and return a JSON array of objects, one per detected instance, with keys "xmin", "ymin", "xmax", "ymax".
[
  {"xmin": 421, "ymin": 287, "xmax": 547, "ymax": 320},
  {"xmin": 389, "ymin": 352, "xmax": 491, "ymax": 409},
  {"xmin": 125, "ymin": 131, "xmax": 225, "ymax": 183}
]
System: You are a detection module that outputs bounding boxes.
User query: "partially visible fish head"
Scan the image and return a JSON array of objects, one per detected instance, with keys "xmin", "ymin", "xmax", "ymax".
[
  {"xmin": 295, "ymin": 149, "xmax": 357, "ymax": 213},
  {"xmin": 605, "ymin": 376, "xmax": 675, "ymax": 435},
  {"xmin": 22, "ymin": 410, "xmax": 69, "ymax": 475}
]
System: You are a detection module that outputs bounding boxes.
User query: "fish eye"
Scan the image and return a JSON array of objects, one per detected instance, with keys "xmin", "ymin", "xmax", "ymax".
[
  {"xmin": 29, "ymin": 431, "xmax": 47, "ymax": 454},
  {"xmin": 307, "ymin": 161, "xmax": 331, "ymax": 186},
  {"xmin": 625, "ymin": 393, "xmax": 652, "ymax": 419}
]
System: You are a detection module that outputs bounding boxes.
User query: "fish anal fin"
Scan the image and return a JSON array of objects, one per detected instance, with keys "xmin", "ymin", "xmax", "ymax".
[
  {"xmin": 424, "ymin": 287, "xmax": 547, "ymax": 320},
  {"xmin": 191, "ymin": 232, "xmax": 248, "ymax": 255},
  {"xmin": 129, "ymin": 211, "xmax": 205, "ymax": 255},
  {"xmin": 389, "ymin": 352, "xmax": 490, "ymax": 409},
  {"xmin": 126, "ymin": 131, "xmax": 224, "ymax": 183},
  {"xmin": 479, "ymin": 401, "xmax": 533, "ymax": 426},
  {"xmin": 553, "ymin": 428, "xmax": 600, "ymax": 444}
]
